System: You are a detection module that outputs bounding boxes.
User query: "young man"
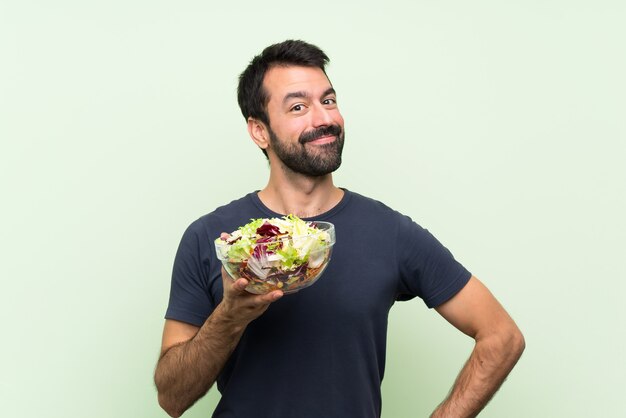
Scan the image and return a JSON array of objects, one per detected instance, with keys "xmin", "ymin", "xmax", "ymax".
[{"xmin": 154, "ymin": 40, "xmax": 525, "ymax": 418}]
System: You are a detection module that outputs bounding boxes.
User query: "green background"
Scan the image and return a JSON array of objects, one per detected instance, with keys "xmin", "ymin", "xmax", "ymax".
[{"xmin": 2, "ymin": 1, "xmax": 624, "ymax": 417}]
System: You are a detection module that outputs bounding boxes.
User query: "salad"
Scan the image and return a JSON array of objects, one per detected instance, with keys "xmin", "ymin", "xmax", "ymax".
[{"xmin": 214, "ymin": 215, "xmax": 335, "ymax": 294}]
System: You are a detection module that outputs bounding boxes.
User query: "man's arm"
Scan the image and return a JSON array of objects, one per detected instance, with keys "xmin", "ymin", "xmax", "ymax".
[
  {"xmin": 154, "ymin": 269, "xmax": 283, "ymax": 418},
  {"xmin": 430, "ymin": 276, "xmax": 525, "ymax": 418}
]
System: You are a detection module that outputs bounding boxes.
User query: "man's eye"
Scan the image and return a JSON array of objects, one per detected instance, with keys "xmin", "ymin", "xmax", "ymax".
[
  {"xmin": 291, "ymin": 104, "xmax": 304, "ymax": 112},
  {"xmin": 323, "ymin": 98, "xmax": 337, "ymax": 105}
]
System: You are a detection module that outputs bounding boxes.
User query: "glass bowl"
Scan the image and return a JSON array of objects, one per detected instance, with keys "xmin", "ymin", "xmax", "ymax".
[{"xmin": 215, "ymin": 221, "xmax": 335, "ymax": 294}]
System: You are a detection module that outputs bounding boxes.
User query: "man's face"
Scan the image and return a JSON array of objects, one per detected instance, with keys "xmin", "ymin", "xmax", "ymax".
[{"xmin": 262, "ymin": 66, "xmax": 345, "ymax": 177}]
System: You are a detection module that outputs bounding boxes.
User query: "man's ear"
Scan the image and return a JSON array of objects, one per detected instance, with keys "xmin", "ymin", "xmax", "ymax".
[{"xmin": 247, "ymin": 118, "xmax": 270, "ymax": 151}]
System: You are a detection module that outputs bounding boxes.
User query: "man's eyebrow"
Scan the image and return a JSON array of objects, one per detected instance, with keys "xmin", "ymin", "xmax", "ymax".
[
  {"xmin": 322, "ymin": 87, "xmax": 336, "ymax": 97},
  {"xmin": 282, "ymin": 87, "xmax": 337, "ymax": 105},
  {"xmin": 282, "ymin": 91, "xmax": 310, "ymax": 104}
]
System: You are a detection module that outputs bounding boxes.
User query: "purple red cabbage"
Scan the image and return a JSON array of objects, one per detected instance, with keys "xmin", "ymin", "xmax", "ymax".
[
  {"xmin": 256, "ymin": 222, "xmax": 281, "ymax": 237},
  {"xmin": 251, "ymin": 244, "xmax": 266, "ymax": 259}
]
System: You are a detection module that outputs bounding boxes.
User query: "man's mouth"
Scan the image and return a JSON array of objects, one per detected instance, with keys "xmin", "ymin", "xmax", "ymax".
[
  {"xmin": 306, "ymin": 135, "xmax": 336, "ymax": 145},
  {"xmin": 299, "ymin": 125, "xmax": 342, "ymax": 145}
]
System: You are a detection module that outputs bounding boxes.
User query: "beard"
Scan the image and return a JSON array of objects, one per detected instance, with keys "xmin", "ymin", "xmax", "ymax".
[{"xmin": 268, "ymin": 124, "xmax": 345, "ymax": 177}]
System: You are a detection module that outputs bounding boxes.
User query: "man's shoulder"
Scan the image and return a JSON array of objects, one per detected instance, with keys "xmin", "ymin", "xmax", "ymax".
[
  {"xmin": 336, "ymin": 189, "xmax": 416, "ymax": 233},
  {"xmin": 344, "ymin": 189, "xmax": 405, "ymax": 218},
  {"xmin": 207, "ymin": 192, "xmax": 256, "ymax": 218}
]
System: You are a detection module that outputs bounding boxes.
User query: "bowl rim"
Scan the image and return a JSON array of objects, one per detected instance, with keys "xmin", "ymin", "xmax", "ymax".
[{"xmin": 215, "ymin": 221, "xmax": 335, "ymax": 249}]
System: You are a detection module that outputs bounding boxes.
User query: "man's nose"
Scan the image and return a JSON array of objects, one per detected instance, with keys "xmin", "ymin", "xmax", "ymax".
[{"xmin": 310, "ymin": 104, "xmax": 333, "ymax": 127}]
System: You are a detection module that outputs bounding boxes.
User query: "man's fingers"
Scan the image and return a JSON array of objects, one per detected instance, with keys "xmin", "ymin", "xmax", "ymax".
[
  {"xmin": 221, "ymin": 267, "xmax": 283, "ymax": 304},
  {"xmin": 232, "ymin": 278, "xmax": 249, "ymax": 293},
  {"xmin": 259, "ymin": 290, "xmax": 283, "ymax": 303},
  {"xmin": 221, "ymin": 268, "xmax": 247, "ymax": 292}
]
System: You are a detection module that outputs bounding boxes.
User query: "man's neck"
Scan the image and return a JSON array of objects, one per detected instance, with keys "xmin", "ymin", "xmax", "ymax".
[{"xmin": 258, "ymin": 166, "xmax": 343, "ymax": 218}]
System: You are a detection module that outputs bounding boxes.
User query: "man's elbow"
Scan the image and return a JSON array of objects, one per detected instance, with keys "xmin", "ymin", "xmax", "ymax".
[
  {"xmin": 481, "ymin": 321, "xmax": 525, "ymax": 364},
  {"xmin": 511, "ymin": 327, "xmax": 526, "ymax": 358},
  {"xmin": 158, "ymin": 391, "xmax": 184, "ymax": 418},
  {"xmin": 502, "ymin": 323, "xmax": 526, "ymax": 363}
]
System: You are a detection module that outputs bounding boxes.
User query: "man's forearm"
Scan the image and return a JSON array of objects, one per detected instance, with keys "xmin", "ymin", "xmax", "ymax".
[
  {"xmin": 154, "ymin": 303, "xmax": 246, "ymax": 418},
  {"xmin": 431, "ymin": 330, "xmax": 525, "ymax": 418}
]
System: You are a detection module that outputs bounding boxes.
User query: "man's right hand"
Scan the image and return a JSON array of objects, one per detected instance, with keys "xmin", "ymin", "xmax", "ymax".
[
  {"xmin": 155, "ymin": 268, "xmax": 283, "ymax": 418},
  {"xmin": 219, "ymin": 267, "xmax": 283, "ymax": 327}
]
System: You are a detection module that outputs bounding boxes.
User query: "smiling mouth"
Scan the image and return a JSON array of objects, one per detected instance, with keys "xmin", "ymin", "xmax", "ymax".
[
  {"xmin": 306, "ymin": 135, "xmax": 336, "ymax": 145},
  {"xmin": 299, "ymin": 124, "xmax": 342, "ymax": 145}
]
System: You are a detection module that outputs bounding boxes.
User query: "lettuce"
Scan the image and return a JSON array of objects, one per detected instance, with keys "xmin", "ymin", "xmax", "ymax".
[
  {"xmin": 276, "ymin": 244, "xmax": 304, "ymax": 270},
  {"xmin": 227, "ymin": 237, "xmax": 254, "ymax": 262},
  {"xmin": 220, "ymin": 215, "xmax": 328, "ymax": 269},
  {"xmin": 239, "ymin": 218, "xmax": 265, "ymax": 238}
]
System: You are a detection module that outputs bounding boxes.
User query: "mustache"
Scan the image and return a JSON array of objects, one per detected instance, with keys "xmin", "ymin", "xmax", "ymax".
[{"xmin": 298, "ymin": 125, "xmax": 342, "ymax": 144}]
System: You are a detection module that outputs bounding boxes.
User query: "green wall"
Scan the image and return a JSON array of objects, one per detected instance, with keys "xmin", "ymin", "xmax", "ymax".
[{"xmin": 2, "ymin": 1, "xmax": 624, "ymax": 417}]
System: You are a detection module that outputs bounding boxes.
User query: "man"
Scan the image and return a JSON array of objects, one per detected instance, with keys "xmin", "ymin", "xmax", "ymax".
[{"xmin": 154, "ymin": 40, "xmax": 525, "ymax": 418}]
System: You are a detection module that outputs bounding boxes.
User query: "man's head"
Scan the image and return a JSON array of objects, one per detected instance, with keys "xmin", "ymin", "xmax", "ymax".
[{"xmin": 237, "ymin": 40, "xmax": 344, "ymax": 176}]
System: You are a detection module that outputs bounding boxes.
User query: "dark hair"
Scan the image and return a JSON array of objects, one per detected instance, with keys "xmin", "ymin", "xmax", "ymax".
[{"xmin": 237, "ymin": 40, "xmax": 330, "ymax": 158}]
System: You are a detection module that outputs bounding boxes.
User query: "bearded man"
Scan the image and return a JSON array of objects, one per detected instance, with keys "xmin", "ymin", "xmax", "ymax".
[{"xmin": 154, "ymin": 40, "xmax": 525, "ymax": 418}]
